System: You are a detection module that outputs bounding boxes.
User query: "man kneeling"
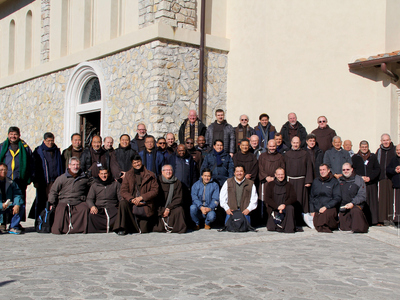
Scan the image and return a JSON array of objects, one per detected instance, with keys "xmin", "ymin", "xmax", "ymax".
[
  {"xmin": 153, "ymin": 165, "xmax": 186, "ymax": 233},
  {"xmin": 0, "ymin": 163, "xmax": 24, "ymax": 234},
  {"xmin": 220, "ymin": 165, "xmax": 258, "ymax": 224},
  {"xmin": 87, "ymin": 168, "xmax": 121, "ymax": 233},
  {"xmin": 49, "ymin": 157, "xmax": 90, "ymax": 234},
  {"xmin": 113, "ymin": 154, "xmax": 158, "ymax": 235},
  {"xmin": 190, "ymin": 168, "xmax": 220, "ymax": 230},
  {"xmin": 264, "ymin": 168, "xmax": 297, "ymax": 233},
  {"xmin": 338, "ymin": 163, "xmax": 369, "ymax": 233},
  {"xmin": 309, "ymin": 164, "xmax": 341, "ymax": 233}
]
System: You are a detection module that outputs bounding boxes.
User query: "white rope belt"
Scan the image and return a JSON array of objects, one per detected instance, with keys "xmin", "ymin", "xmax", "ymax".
[{"xmin": 287, "ymin": 176, "xmax": 305, "ymax": 180}]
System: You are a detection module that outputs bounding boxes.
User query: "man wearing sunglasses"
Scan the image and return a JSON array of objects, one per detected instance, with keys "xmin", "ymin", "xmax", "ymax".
[{"xmin": 311, "ymin": 116, "xmax": 336, "ymax": 152}]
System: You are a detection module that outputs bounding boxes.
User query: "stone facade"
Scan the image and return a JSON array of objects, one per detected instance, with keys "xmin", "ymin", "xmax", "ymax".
[
  {"xmin": 139, "ymin": 0, "xmax": 196, "ymax": 30},
  {"xmin": 0, "ymin": 40, "xmax": 227, "ymax": 146}
]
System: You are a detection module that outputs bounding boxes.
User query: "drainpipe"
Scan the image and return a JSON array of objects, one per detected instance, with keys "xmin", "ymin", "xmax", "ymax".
[
  {"xmin": 380, "ymin": 63, "xmax": 399, "ymax": 82},
  {"xmin": 198, "ymin": 0, "xmax": 206, "ymax": 121}
]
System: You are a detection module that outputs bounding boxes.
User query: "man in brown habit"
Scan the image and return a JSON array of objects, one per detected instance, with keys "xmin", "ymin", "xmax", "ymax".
[
  {"xmin": 153, "ymin": 164, "xmax": 187, "ymax": 233},
  {"xmin": 258, "ymin": 139, "xmax": 285, "ymax": 200},
  {"xmin": 284, "ymin": 136, "xmax": 313, "ymax": 216},
  {"xmin": 113, "ymin": 154, "xmax": 158, "ymax": 235},
  {"xmin": 264, "ymin": 168, "xmax": 297, "ymax": 233},
  {"xmin": 49, "ymin": 157, "xmax": 90, "ymax": 234},
  {"xmin": 233, "ymin": 139, "xmax": 258, "ymax": 182},
  {"xmin": 375, "ymin": 134, "xmax": 396, "ymax": 225}
]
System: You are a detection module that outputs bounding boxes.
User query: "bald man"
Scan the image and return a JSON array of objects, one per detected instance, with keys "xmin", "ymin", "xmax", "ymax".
[
  {"xmin": 285, "ymin": 137, "xmax": 313, "ymax": 220},
  {"xmin": 179, "ymin": 110, "xmax": 207, "ymax": 144},
  {"xmin": 280, "ymin": 112, "xmax": 307, "ymax": 148}
]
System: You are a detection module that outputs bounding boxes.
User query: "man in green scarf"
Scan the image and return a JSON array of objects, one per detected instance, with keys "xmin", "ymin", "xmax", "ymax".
[{"xmin": 0, "ymin": 127, "xmax": 34, "ymax": 223}]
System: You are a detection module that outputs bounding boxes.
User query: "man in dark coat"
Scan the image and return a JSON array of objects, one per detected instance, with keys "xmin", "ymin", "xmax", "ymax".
[
  {"xmin": 264, "ymin": 168, "xmax": 296, "ymax": 233},
  {"xmin": 338, "ymin": 163, "xmax": 369, "ymax": 233},
  {"xmin": 130, "ymin": 123, "xmax": 148, "ymax": 152},
  {"xmin": 274, "ymin": 133, "xmax": 289, "ymax": 155},
  {"xmin": 185, "ymin": 138, "xmax": 203, "ymax": 178},
  {"xmin": 0, "ymin": 126, "xmax": 34, "ymax": 223},
  {"xmin": 48, "ymin": 157, "xmax": 90, "ymax": 234},
  {"xmin": 249, "ymin": 135, "xmax": 266, "ymax": 159},
  {"xmin": 254, "ymin": 113, "xmax": 276, "ymax": 149},
  {"xmin": 178, "ymin": 110, "xmax": 207, "ymax": 145},
  {"xmin": 195, "ymin": 135, "xmax": 209, "ymax": 159},
  {"xmin": 205, "ymin": 109, "xmax": 235, "ymax": 156},
  {"xmin": 234, "ymin": 114, "xmax": 255, "ymax": 150},
  {"xmin": 285, "ymin": 137, "xmax": 313, "ymax": 216},
  {"xmin": 168, "ymin": 144, "xmax": 197, "ymax": 190},
  {"xmin": 386, "ymin": 144, "xmax": 400, "ymax": 223},
  {"xmin": 166, "ymin": 133, "xmax": 178, "ymax": 155},
  {"xmin": 156, "ymin": 137, "xmax": 170, "ymax": 162},
  {"xmin": 376, "ymin": 133, "xmax": 396, "ymax": 224},
  {"xmin": 200, "ymin": 139, "xmax": 234, "ymax": 187},
  {"xmin": 153, "ymin": 164, "xmax": 186, "ymax": 233},
  {"xmin": 311, "ymin": 116, "xmax": 337, "ymax": 152},
  {"xmin": 323, "ymin": 136, "xmax": 352, "ymax": 179},
  {"xmin": 303, "ymin": 133, "xmax": 324, "ymax": 179},
  {"xmin": 0, "ymin": 163, "xmax": 24, "ymax": 234},
  {"xmin": 233, "ymin": 139, "xmax": 258, "ymax": 182},
  {"xmin": 30, "ymin": 132, "xmax": 63, "ymax": 221},
  {"xmin": 258, "ymin": 139, "xmax": 285, "ymax": 203},
  {"xmin": 87, "ymin": 168, "xmax": 122, "ymax": 233},
  {"xmin": 280, "ymin": 112, "xmax": 307, "ymax": 148},
  {"xmin": 80, "ymin": 135, "xmax": 121, "ymax": 180},
  {"xmin": 139, "ymin": 136, "xmax": 164, "ymax": 176},
  {"xmin": 62, "ymin": 133, "xmax": 83, "ymax": 171},
  {"xmin": 113, "ymin": 154, "xmax": 159, "ymax": 234},
  {"xmin": 309, "ymin": 164, "xmax": 341, "ymax": 232},
  {"xmin": 352, "ymin": 140, "xmax": 380, "ymax": 226},
  {"xmin": 115, "ymin": 134, "xmax": 137, "ymax": 174}
]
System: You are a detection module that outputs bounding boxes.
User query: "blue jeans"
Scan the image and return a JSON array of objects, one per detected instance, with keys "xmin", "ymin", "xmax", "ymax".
[
  {"xmin": 225, "ymin": 213, "xmax": 251, "ymax": 224},
  {"xmin": 1, "ymin": 205, "xmax": 25, "ymax": 229},
  {"xmin": 190, "ymin": 205, "xmax": 216, "ymax": 225}
]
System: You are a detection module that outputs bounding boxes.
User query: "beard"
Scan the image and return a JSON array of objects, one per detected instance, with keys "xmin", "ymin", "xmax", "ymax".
[{"xmin": 70, "ymin": 168, "xmax": 79, "ymax": 174}]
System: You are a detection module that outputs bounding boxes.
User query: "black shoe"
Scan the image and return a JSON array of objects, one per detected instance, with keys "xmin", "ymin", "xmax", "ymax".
[{"xmin": 117, "ymin": 230, "xmax": 127, "ymax": 236}]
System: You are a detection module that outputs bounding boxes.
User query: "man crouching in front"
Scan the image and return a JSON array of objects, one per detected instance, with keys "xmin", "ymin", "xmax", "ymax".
[{"xmin": 49, "ymin": 157, "xmax": 89, "ymax": 234}]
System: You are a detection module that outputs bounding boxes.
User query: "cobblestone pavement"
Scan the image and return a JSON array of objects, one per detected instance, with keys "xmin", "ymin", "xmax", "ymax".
[{"xmin": 1, "ymin": 220, "xmax": 400, "ymax": 300}]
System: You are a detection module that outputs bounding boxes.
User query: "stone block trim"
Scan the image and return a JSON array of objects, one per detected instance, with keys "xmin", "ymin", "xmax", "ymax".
[
  {"xmin": 139, "ymin": 0, "xmax": 196, "ymax": 30},
  {"xmin": 40, "ymin": 0, "xmax": 51, "ymax": 63}
]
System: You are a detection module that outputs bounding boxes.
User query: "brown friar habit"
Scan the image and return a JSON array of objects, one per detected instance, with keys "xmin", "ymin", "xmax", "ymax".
[
  {"xmin": 48, "ymin": 169, "xmax": 90, "ymax": 234},
  {"xmin": 233, "ymin": 151, "xmax": 259, "ymax": 181},
  {"xmin": 258, "ymin": 151, "xmax": 285, "ymax": 199},
  {"xmin": 311, "ymin": 125, "xmax": 336, "ymax": 153},
  {"xmin": 284, "ymin": 149, "xmax": 313, "ymax": 213},
  {"xmin": 86, "ymin": 178, "xmax": 122, "ymax": 233},
  {"xmin": 113, "ymin": 166, "xmax": 159, "ymax": 233},
  {"xmin": 153, "ymin": 176, "xmax": 187, "ymax": 233},
  {"xmin": 264, "ymin": 179, "xmax": 297, "ymax": 233},
  {"xmin": 376, "ymin": 142, "xmax": 396, "ymax": 223},
  {"xmin": 352, "ymin": 152, "xmax": 381, "ymax": 225}
]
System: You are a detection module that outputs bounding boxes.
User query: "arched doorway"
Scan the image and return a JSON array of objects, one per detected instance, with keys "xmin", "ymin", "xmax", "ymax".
[{"xmin": 64, "ymin": 62, "xmax": 106, "ymax": 148}]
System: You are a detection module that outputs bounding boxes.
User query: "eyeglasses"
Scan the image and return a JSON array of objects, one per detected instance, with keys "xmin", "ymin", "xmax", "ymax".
[
  {"xmin": 158, "ymin": 142, "xmax": 166, "ymax": 145},
  {"xmin": 241, "ymin": 119, "xmax": 248, "ymax": 121},
  {"xmin": 138, "ymin": 129, "xmax": 147, "ymax": 131},
  {"xmin": 186, "ymin": 142, "xmax": 194, "ymax": 144},
  {"xmin": 318, "ymin": 120, "xmax": 327, "ymax": 123},
  {"xmin": 342, "ymin": 168, "xmax": 351, "ymax": 171}
]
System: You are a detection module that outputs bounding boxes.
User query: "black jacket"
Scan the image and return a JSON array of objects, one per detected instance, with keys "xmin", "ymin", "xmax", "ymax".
[
  {"xmin": 178, "ymin": 119, "xmax": 207, "ymax": 144},
  {"xmin": 309, "ymin": 174, "xmax": 341, "ymax": 212},
  {"xmin": 280, "ymin": 121, "xmax": 307, "ymax": 148},
  {"xmin": 352, "ymin": 153, "xmax": 380, "ymax": 185},
  {"xmin": 387, "ymin": 156, "xmax": 400, "ymax": 189}
]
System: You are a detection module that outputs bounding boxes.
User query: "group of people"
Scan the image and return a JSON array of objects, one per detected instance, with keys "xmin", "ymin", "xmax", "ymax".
[{"xmin": 0, "ymin": 109, "xmax": 398, "ymax": 235}]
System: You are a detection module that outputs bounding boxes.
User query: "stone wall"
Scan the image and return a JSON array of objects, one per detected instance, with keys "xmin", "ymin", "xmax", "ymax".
[{"xmin": 139, "ymin": 0, "xmax": 196, "ymax": 30}]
